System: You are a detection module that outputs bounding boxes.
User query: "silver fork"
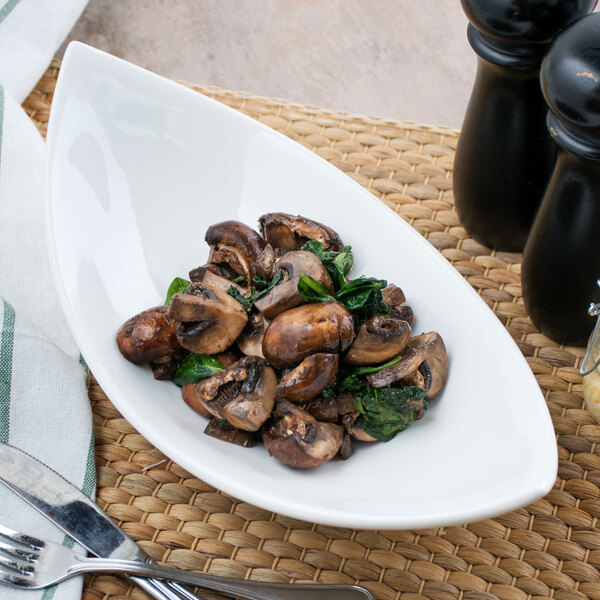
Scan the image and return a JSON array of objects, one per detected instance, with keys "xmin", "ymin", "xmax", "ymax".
[{"xmin": 0, "ymin": 524, "xmax": 374, "ymax": 600}]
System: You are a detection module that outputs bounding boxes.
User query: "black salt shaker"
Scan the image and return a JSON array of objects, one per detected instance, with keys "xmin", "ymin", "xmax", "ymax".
[
  {"xmin": 454, "ymin": 0, "xmax": 596, "ymax": 252},
  {"xmin": 522, "ymin": 12, "xmax": 600, "ymax": 346}
]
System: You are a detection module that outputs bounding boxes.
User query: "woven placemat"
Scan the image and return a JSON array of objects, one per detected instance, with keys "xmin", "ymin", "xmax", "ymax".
[{"xmin": 23, "ymin": 59, "xmax": 596, "ymax": 600}]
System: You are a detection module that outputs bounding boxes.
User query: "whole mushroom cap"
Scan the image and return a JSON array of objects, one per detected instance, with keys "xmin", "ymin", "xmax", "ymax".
[
  {"xmin": 258, "ymin": 213, "xmax": 344, "ymax": 253},
  {"xmin": 262, "ymin": 302, "xmax": 354, "ymax": 368},
  {"xmin": 275, "ymin": 353, "xmax": 339, "ymax": 403},
  {"xmin": 169, "ymin": 283, "xmax": 248, "ymax": 355},
  {"xmin": 262, "ymin": 400, "xmax": 344, "ymax": 468},
  {"xmin": 117, "ymin": 305, "xmax": 180, "ymax": 365},
  {"xmin": 205, "ymin": 220, "xmax": 275, "ymax": 281},
  {"xmin": 344, "ymin": 315, "xmax": 411, "ymax": 366}
]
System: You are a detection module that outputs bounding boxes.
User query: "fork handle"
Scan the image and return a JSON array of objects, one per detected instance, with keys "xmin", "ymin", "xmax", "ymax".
[
  {"xmin": 130, "ymin": 577, "xmax": 201, "ymax": 600},
  {"xmin": 72, "ymin": 557, "xmax": 374, "ymax": 600},
  {"xmin": 131, "ymin": 577, "xmax": 195, "ymax": 600}
]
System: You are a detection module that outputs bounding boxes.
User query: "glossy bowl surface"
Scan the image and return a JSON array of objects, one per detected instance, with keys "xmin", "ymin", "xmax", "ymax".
[{"xmin": 46, "ymin": 42, "xmax": 557, "ymax": 528}]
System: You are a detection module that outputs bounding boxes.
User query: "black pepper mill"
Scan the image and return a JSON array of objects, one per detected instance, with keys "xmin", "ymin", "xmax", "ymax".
[
  {"xmin": 454, "ymin": 0, "xmax": 596, "ymax": 252},
  {"xmin": 522, "ymin": 12, "xmax": 600, "ymax": 346}
]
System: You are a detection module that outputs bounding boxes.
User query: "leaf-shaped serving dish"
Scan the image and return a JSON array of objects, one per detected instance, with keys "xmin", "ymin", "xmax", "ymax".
[{"xmin": 46, "ymin": 42, "xmax": 557, "ymax": 528}]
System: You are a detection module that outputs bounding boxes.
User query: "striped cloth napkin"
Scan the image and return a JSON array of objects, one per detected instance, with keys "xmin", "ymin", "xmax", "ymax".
[{"xmin": 0, "ymin": 1, "xmax": 92, "ymax": 599}]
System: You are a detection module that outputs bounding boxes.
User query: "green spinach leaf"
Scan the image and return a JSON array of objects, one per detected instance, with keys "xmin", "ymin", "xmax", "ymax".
[
  {"xmin": 297, "ymin": 274, "xmax": 336, "ymax": 303},
  {"xmin": 165, "ymin": 277, "xmax": 191, "ymax": 305},
  {"xmin": 302, "ymin": 240, "xmax": 354, "ymax": 292},
  {"xmin": 322, "ymin": 355, "xmax": 403, "ymax": 398},
  {"xmin": 297, "ymin": 274, "xmax": 388, "ymax": 326},
  {"xmin": 359, "ymin": 386, "xmax": 428, "ymax": 442},
  {"xmin": 173, "ymin": 354, "xmax": 224, "ymax": 386},
  {"xmin": 226, "ymin": 270, "xmax": 285, "ymax": 313},
  {"xmin": 227, "ymin": 285, "xmax": 254, "ymax": 312}
]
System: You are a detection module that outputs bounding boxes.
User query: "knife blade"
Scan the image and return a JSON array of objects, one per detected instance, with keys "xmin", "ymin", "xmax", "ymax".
[{"xmin": 0, "ymin": 442, "xmax": 199, "ymax": 600}]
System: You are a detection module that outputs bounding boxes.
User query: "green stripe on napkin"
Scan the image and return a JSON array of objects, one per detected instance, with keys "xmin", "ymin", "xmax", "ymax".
[
  {"xmin": 0, "ymin": 0, "xmax": 20, "ymax": 24},
  {"xmin": 0, "ymin": 299, "xmax": 15, "ymax": 443}
]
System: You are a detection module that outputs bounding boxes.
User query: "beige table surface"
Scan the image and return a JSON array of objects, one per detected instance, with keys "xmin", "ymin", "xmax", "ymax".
[{"xmin": 56, "ymin": 0, "xmax": 475, "ymax": 130}]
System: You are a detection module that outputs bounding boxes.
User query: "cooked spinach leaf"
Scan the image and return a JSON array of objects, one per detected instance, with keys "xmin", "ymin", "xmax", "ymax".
[
  {"xmin": 173, "ymin": 354, "xmax": 224, "ymax": 386},
  {"xmin": 227, "ymin": 285, "xmax": 254, "ymax": 312},
  {"xmin": 359, "ymin": 386, "xmax": 428, "ymax": 442},
  {"xmin": 297, "ymin": 274, "xmax": 388, "ymax": 326},
  {"xmin": 165, "ymin": 277, "xmax": 191, "ymax": 305},
  {"xmin": 226, "ymin": 270, "xmax": 285, "ymax": 313},
  {"xmin": 302, "ymin": 240, "xmax": 354, "ymax": 291},
  {"xmin": 297, "ymin": 274, "xmax": 336, "ymax": 303},
  {"xmin": 321, "ymin": 355, "xmax": 403, "ymax": 398},
  {"xmin": 251, "ymin": 270, "xmax": 284, "ymax": 301}
]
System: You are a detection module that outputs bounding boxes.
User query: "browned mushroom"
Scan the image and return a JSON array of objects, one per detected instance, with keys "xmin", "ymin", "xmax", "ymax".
[
  {"xmin": 204, "ymin": 418, "xmax": 255, "ymax": 447},
  {"xmin": 188, "ymin": 265, "xmax": 247, "ymax": 294},
  {"xmin": 259, "ymin": 213, "xmax": 344, "ymax": 252},
  {"xmin": 236, "ymin": 313, "xmax": 268, "ymax": 359},
  {"xmin": 191, "ymin": 356, "xmax": 277, "ymax": 431},
  {"xmin": 150, "ymin": 354, "xmax": 182, "ymax": 380},
  {"xmin": 181, "ymin": 383, "xmax": 211, "ymax": 416},
  {"xmin": 262, "ymin": 400, "xmax": 344, "ymax": 468},
  {"xmin": 169, "ymin": 283, "xmax": 248, "ymax": 354},
  {"xmin": 366, "ymin": 331, "xmax": 448, "ymax": 399},
  {"xmin": 338, "ymin": 433, "xmax": 354, "ymax": 460},
  {"xmin": 254, "ymin": 251, "xmax": 334, "ymax": 320},
  {"xmin": 382, "ymin": 284, "xmax": 414, "ymax": 324},
  {"xmin": 343, "ymin": 315, "xmax": 411, "ymax": 366},
  {"xmin": 342, "ymin": 412, "xmax": 379, "ymax": 443},
  {"xmin": 117, "ymin": 306, "xmax": 181, "ymax": 365},
  {"xmin": 205, "ymin": 220, "xmax": 275, "ymax": 281},
  {"xmin": 275, "ymin": 353, "xmax": 339, "ymax": 403},
  {"xmin": 216, "ymin": 347, "xmax": 243, "ymax": 367},
  {"xmin": 304, "ymin": 392, "xmax": 356, "ymax": 423},
  {"xmin": 262, "ymin": 302, "xmax": 355, "ymax": 368}
]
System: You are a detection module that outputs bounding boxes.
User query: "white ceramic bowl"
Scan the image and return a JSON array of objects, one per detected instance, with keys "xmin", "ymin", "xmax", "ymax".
[{"xmin": 46, "ymin": 42, "xmax": 557, "ymax": 528}]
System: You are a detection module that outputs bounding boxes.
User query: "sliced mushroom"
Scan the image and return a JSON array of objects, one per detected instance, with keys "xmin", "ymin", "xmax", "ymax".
[
  {"xmin": 262, "ymin": 400, "xmax": 343, "ymax": 468},
  {"xmin": 259, "ymin": 213, "xmax": 344, "ymax": 252},
  {"xmin": 262, "ymin": 302, "xmax": 354, "ymax": 368},
  {"xmin": 236, "ymin": 313, "xmax": 268, "ymax": 359},
  {"xmin": 117, "ymin": 306, "xmax": 181, "ymax": 365},
  {"xmin": 204, "ymin": 418, "xmax": 255, "ymax": 447},
  {"xmin": 188, "ymin": 265, "xmax": 246, "ymax": 294},
  {"xmin": 275, "ymin": 353, "xmax": 339, "ymax": 403},
  {"xmin": 192, "ymin": 356, "xmax": 276, "ymax": 431},
  {"xmin": 383, "ymin": 284, "xmax": 414, "ymax": 325},
  {"xmin": 254, "ymin": 251, "xmax": 334, "ymax": 320},
  {"xmin": 191, "ymin": 262, "xmax": 239, "ymax": 281},
  {"xmin": 366, "ymin": 331, "xmax": 448, "ymax": 399},
  {"xmin": 205, "ymin": 220, "xmax": 275, "ymax": 281},
  {"xmin": 344, "ymin": 316, "xmax": 411, "ymax": 366},
  {"xmin": 169, "ymin": 283, "xmax": 248, "ymax": 354}
]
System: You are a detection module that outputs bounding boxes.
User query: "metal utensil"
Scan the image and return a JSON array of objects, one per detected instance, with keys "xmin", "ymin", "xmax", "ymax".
[
  {"xmin": 0, "ymin": 522, "xmax": 373, "ymax": 599},
  {"xmin": 0, "ymin": 443, "xmax": 374, "ymax": 600}
]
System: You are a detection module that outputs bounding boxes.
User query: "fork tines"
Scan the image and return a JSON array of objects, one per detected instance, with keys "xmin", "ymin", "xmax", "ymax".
[{"xmin": 0, "ymin": 523, "xmax": 42, "ymax": 577}]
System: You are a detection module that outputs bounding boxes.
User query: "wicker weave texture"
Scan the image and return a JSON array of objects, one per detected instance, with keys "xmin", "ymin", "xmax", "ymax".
[{"xmin": 21, "ymin": 59, "xmax": 597, "ymax": 600}]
